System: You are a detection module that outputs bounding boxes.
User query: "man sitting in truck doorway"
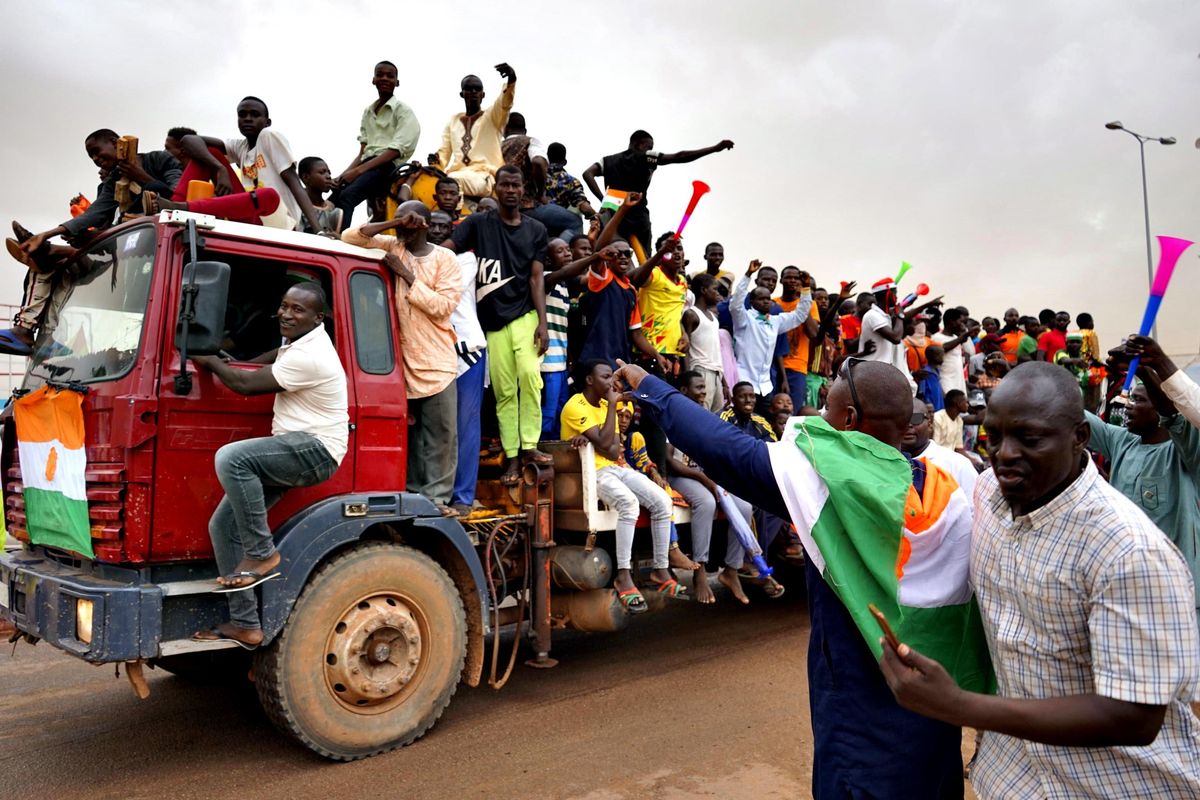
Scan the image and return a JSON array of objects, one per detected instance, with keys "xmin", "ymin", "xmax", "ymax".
[{"xmin": 191, "ymin": 282, "xmax": 348, "ymax": 649}]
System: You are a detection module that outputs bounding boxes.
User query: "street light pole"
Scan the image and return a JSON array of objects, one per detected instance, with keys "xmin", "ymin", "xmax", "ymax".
[{"xmin": 1105, "ymin": 121, "xmax": 1175, "ymax": 340}]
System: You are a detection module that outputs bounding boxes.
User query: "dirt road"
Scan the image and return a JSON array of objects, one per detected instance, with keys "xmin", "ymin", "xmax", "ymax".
[{"xmin": 0, "ymin": 583, "xmax": 975, "ymax": 799}]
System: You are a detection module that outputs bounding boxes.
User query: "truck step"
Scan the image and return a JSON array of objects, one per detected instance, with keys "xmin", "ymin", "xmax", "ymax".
[
  {"xmin": 158, "ymin": 638, "xmax": 241, "ymax": 657},
  {"xmin": 159, "ymin": 579, "xmax": 223, "ymax": 597}
]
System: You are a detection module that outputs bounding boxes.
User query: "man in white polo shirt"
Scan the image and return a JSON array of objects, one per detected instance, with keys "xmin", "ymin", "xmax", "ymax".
[{"xmin": 191, "ymin": 281, "xmax": 348, "ymax": 649}]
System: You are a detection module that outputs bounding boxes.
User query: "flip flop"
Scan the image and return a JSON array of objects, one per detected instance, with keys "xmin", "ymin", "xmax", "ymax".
[
  {"xmin": 11, "ymin": 222, "xmax": 33, "ymax": 243},
  {"xmin": 142, "ymin": 191, "xmax": 159, "ymax": 216},
  {"xmin": 615, "ymin": 586, "xmax": 648, "ymax": 614},
  {"xmin": 212, "ymin": 570, "xmax": 280, "ymax": 593},
  {"xmin": 191, "ymin": 627, "xmax": 261, "ymax": 650},
  {"xmin": 653, "ymin": 578, "xmax": 691, "ymax": 600},
  {"xmin": 0, "ymin": 329, "xmax": 33, "ymax": 357},
  {"xmin": 762, "ymin": 577, "xmax": 786, "ymax": 599}
]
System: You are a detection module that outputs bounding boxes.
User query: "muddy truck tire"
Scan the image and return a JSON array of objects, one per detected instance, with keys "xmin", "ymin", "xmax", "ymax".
[{"xmin": 255, "ymin": 541, "xmax": 467, "ymax": 760}]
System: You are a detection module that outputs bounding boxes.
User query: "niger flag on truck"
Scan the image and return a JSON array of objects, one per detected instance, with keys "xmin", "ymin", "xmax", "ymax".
[
  {"xmin": 767, "ymin": 415, "xmax": 994, "ymax": 694},
  {"xmin": 14, "ymin": 386, "xmax": 92, "ymax": 558}
]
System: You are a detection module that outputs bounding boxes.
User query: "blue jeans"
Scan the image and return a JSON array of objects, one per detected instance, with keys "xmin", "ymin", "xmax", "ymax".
[
  {"xmin": 785, "ymin": 369, "xmax": 808, "ymax": 411},
  {"xmin": 540, "ymin": 369, "xmax": 570, "ymax": 437},
  {"xmin": 452, "ymin": 354, "xmax": 486, "ymax": 506},
  {"xmin": 523, "ymin": 203, "xmax": 582, "ymax": 241},
  {"xmin": 209, "ymin": 431, "xmax": 337, "ymax": 629},
  {"xmin": 333, "ymin": 163, "xmax": 395, "ymax": 228}
]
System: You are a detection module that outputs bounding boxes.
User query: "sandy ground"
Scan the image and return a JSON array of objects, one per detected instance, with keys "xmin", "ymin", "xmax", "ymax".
[{"xmin": 0, "ymin": 578, "xmax": 977, "ymax": 799}]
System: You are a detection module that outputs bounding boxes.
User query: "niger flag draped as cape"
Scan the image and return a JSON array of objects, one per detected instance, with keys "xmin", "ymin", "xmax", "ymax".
[
  {"xmin": 768, "ymin": 416, "xmax": 994, "ymax": 693},
  {"xmin": 14, "ymin": 386, "xmax": 92, "ymax": 558}
]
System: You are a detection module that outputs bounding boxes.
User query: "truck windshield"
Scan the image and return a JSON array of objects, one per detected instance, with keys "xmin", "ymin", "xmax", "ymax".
[{"xmin": 27, "ymin": 225, "xmax": 156, "ymax": 386}]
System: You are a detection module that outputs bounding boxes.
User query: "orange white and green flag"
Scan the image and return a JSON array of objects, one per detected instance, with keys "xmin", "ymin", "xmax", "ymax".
[
  {"xmin": 599, "ymin": 189, "xmax": 628, "ymax": 214},
  {"xmin": 768, "ymin": 415, "xmax": 994, "ymax": 693},
  {"xmin": 14, "ymin": 386, "xmax": 91, "ymax": 558}
]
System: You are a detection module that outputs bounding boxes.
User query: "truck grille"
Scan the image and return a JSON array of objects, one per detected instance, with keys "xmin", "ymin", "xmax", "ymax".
[{"xmin": 5, "ymin": 447, "xmax": 125, "ymax": 544}]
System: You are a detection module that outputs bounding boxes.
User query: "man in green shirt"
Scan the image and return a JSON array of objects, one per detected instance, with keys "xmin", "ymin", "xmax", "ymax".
[{"xmin": 1086, "ymin": 369, "xmax": 1200, "ymax": 613}]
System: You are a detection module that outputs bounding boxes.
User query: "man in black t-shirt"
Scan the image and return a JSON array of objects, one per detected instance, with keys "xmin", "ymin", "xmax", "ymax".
[
  {"xmin": 446, "ymin": 165, "xmax": 550, "ymax": 485},
  {"xmin": 582, "ymin": 130, "xmax": 733, "ymax": 254}
]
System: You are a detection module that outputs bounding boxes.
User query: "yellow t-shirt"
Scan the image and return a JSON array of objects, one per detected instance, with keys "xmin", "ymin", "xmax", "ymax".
[
  {"xmin": 777, "ymin": 296, "xmax": 819, "ymax": 373},
  {"xmin": 560, "ymin": 393, "xmax": 618, "ymax": 469},
  {"xmin": 637, "ymin": 267, "xmax": 688, "ymax": 356}
]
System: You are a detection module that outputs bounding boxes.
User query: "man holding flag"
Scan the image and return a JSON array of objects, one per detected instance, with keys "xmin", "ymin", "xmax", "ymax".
[
  {"xmin": 880, "ymin": 363, "xmax": 1200, "ymax": 798},
  {"xmin": 617, "ymin": 357, "xmax": 984, "ymax": 799}
]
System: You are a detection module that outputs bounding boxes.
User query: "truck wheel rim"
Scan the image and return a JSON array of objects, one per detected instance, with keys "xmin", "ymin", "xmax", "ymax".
[{"xmin": 323, "ymin": 593, "xmax": 425, "ymax": 713}]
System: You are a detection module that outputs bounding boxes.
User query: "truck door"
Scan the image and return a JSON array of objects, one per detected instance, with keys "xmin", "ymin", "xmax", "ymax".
[
  {"xmin": 342, "ymin": 267, "xmax": 406, "ymax": 491},
  {"xmin": 151, "ymin": 235, "xmax": 354, "ymax": 562}
]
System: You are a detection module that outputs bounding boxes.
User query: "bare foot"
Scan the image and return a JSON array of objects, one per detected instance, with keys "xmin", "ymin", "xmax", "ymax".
[
  {"xmin": 500, "ymin": 458, "xmax": 521, "ymax": 487},
  {"xmin": 648, "ymin": 568, "xmax": 674, "ymax": 587},
  {"xmin": 718, "ymin": 567, "xmax": 749, "ymax": 605},
  {"xmin": 613, "ymin": 568, "xmax": 637, "ymax": 594},
  {"xmin": 193, "ymin": 621, "xmax": 263, "ymax": 648},
  {"xmin": 693, "ymin": 568, "xmax": 716, "ymax": 604},
  {"xmin": 668, "ymin": 544, "xmax": 699, "ymax": 570},
  {"xmin": 216, "ymin": 551, "xmax": 281, "ymax": 589}
]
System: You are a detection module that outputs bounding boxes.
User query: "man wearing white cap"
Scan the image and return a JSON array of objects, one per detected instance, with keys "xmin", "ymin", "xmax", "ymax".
[{"xmin": 859, "ymin": 277, "xmax": 917, "ymax": 394}]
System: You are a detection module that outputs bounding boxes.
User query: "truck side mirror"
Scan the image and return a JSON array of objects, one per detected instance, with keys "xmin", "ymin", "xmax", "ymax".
[{"xmin": 176, "ymin": 260, "xmax": 231, "ymax": 356}]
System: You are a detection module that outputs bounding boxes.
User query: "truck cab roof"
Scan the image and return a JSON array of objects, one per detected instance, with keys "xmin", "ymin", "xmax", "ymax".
[{"xmin": 150, "ymin": 210, "xmax": 387, "ymax": 263}]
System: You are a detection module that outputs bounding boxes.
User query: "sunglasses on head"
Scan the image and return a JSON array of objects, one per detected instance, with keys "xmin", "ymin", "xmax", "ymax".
[{"xmin": 838, "ymin": 357, "xmax": 866, "ymax": 420}]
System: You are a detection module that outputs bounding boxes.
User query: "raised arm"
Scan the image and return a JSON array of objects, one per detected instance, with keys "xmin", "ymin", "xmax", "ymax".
[
  {"xmin": 487, "ymin": 63, "xmax": 517, "ymax": 127},
  {"xmin": 619, "ymin": 367, "xmax": 787, "ymax": 518},
  {"xmin": 594, "ymin": 192, "xmax": 642, "ymax": 251},
  {"xmin": 657, "ymin": 140, "xmax": 735, "ymax": 165}
]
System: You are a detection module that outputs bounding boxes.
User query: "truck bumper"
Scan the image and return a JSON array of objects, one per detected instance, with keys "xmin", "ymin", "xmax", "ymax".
[{"xmin": 0, "ymin": 546, "xmax": 162, "ymax": 662}]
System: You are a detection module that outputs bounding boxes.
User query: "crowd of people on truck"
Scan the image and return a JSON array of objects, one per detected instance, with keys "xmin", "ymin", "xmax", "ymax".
[{"xmin": 4, "ymin": 58, "xmax": 1200, "ymax": 798}]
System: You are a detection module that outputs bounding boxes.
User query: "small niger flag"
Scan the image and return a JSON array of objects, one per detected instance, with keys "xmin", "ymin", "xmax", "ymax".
[
  {"xmin": 599, "ymin": 189, "xmax": 628, "ymax": 214},
  {"xmin": 14, "ymin": 386, "xmax": 92, "ymax": 558}
]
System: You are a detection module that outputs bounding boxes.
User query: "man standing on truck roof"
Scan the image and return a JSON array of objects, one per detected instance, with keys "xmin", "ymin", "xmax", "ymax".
[
  {"xmin": 343, "ymin": 202, "xmax": 462, "ymax": 514},
  {"xmin": 444, "ymin": 164, "xmax": 550, "ymax": 487},
  {"xmin": 191, "ymin": 282, "xmax": 348, "ymax": 649}
]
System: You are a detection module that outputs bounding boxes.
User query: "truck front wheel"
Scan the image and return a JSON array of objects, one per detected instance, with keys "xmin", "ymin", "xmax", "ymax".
[{"xmin": 255, "ymin": 541, "xmax": 467, "ymax": 760}]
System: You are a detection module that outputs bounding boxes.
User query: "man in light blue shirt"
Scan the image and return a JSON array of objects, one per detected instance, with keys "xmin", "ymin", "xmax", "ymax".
[{"xmin": 731, "ymin": 259, "xmax": 812, "ymax": 416}]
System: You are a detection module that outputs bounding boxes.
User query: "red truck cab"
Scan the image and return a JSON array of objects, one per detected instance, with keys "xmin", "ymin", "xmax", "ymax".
[{"xmin": 1, "ymin": 211, "xmax": 490, "ymax": 759}]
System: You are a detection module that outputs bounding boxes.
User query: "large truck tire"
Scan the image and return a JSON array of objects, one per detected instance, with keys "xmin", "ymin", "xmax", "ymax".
[{"xmin": 254, "ymin": 541, "xmax": 467, "ymax": 761}]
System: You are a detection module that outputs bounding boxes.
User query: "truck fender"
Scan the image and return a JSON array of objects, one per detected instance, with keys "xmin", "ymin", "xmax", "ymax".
[{"xmin": 257, "ymin": 494, "xmax": 489, "ymax": 661}]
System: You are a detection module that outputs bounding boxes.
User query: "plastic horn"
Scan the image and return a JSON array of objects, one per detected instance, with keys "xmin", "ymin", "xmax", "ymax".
[
  {"xmin": 662, "ymin": 181, "xmax": 710, "ymax": 262},
  {"xmin": 1121, "ymin": 235, "xmax": 1194, "ymax": 393},
  {"xmin": 674, "ymin": 180, "xmax": 711, "ymax": 237},
  {"xmin": 895, "ymin": 261, "xmax": 913, "ymax": 286},
  {"xmin": 897, "ymin": 282, "xmax": 930, "ymax": 310},
  {"xmin": 717, "ymin": 487, "xmax": 772, "ymax": 580}
]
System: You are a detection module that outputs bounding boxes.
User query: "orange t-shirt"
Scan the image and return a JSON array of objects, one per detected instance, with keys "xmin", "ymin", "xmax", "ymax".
[
  {"xmin": 777, "ymin": 296, "xmax": 819, "ymax": 372},
  {"xmin": 999, "ymin": 330, "xmax": 1023, "ymax": 365}
]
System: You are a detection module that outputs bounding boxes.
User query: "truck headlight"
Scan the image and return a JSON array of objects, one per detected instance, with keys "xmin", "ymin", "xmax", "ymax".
[{"xmin": 76, "ymin": 598, "xmax": 93, "ymax": 644}]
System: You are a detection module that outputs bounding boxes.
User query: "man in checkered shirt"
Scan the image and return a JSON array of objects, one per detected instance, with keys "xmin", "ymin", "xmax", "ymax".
[{"xmin": 880, "ymin": 362, "xmax": 1200, "ymax": 798}]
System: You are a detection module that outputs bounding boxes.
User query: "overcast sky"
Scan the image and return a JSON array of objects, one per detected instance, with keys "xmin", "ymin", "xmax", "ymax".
[{"xmin": 2, "ymin": 0, "xmax": 1199, "ymax": 355}]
